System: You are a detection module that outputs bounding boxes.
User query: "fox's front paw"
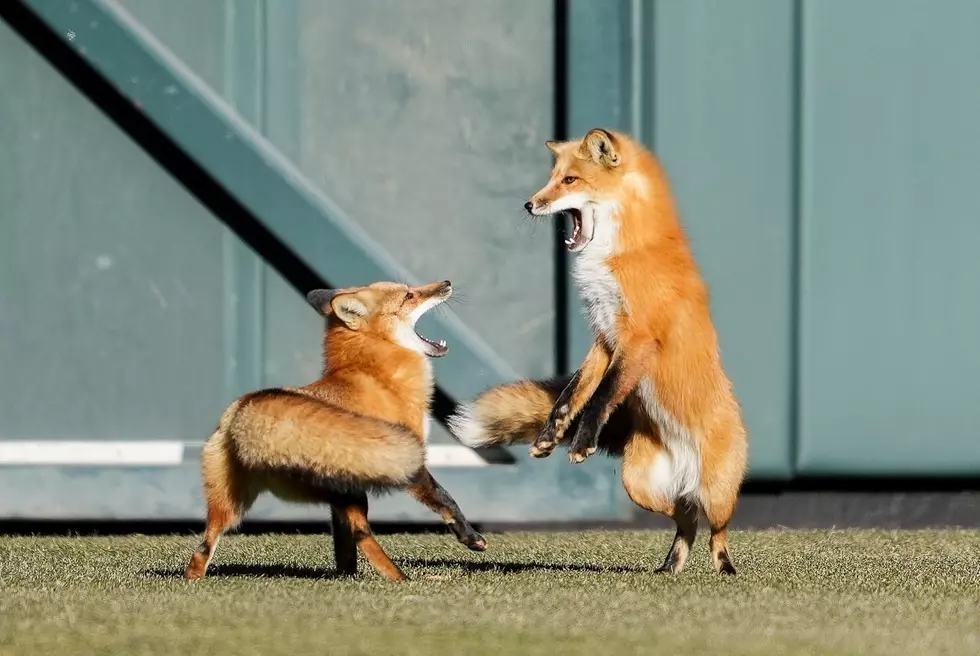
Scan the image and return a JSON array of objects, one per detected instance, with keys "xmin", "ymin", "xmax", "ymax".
[
  {"xmin": 568, "ymin": 446, "xmax": 597, "ymax": 464},
  {"xmin": 566, "ymin": 423, "xmax": 598, "ymax": 464},
  {"xmin": 528, "ymin": 441, "xmax": 554, "ymax": 458},
  {"xmin": 530, "ymin": 424, "xmax": 559, "ymax": 458}
]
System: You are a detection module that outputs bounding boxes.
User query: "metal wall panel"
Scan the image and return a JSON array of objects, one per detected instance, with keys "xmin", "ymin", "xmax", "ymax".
[
  {"xmin": 0, "ymin": 20, "xmax": 226, "ymax": 445},
  {"xmin": 0, "ymin": 18, "xmax": 226, "ymax": 517},
  {"xmin": 121, "ymin": 0, "xmax": 559, "ymax": 383},
  {"xmin": 649, "ymin": 0, "xmax": 797, "ymax": 478},
  {"xmin": 567, "ymin": 0, "xmax": 797, "ymax": 479},
  {"xmin": 796, "ymin": 0, "xmax": 980, "ymax": 475}
]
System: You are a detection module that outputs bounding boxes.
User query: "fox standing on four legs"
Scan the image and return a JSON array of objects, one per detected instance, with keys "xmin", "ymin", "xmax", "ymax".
[
  {"xmin": 186, "ymin": 280, "xmax": 485, "ymax": 582},
  {"xmin": 450, "ymin": 129, "xmax": 748, "ymax": 574}
]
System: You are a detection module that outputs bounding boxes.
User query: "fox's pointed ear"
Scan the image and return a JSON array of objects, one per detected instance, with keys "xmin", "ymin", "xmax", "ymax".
[
  {"xmin": 329, "ymin": 293, "xmax": 370, "ymax": 330},
  {"xmin": 545, "ymin": 140, "xmax": 562, "ymax": 156},
  {"xmin": 577, "ymin": 128, "xmax": 620, "ymax": 167},
  {"xmin": 306, "ymin": 289, "xmax": 338, "ymax": 317}
]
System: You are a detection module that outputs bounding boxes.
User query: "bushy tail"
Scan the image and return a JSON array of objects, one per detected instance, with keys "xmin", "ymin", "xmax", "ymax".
[
  {"xmin": 218, "ymin": 390, "xmax": 425, "ymax": 491},
  {"xmin": 447, "ymin": 377, "xmax": 571, "ymax": 448}
]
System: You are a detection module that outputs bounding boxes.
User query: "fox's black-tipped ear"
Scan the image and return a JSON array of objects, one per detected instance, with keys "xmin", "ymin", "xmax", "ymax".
[
  {"xmin": 578, "ymin": 128, "xmax": 620, "ymax": 167},
  {"xmin": 306, "ymin": 289, "xmax": 337, "ymax": 317}
]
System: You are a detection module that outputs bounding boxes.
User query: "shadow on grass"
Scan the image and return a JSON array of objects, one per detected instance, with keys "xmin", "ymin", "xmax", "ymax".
[
  {"xmin": 146, "ymin": 564, "xmax": 341, "ymax": 580},
  {"xmin": 393, "ymin": 557, "xmax": 642, "ymax": 575},
  {"xmin": 146, "ymin": 558, "xmax": 642, "ymax": 580}
]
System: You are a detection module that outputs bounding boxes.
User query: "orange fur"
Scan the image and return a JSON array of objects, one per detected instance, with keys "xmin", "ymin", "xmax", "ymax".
[
  {"xmin": 451, "ymin": 129, "xmax": 748, "ymax": 574},
  {"xmin": 186, "ymin": 280, "xmax": 486, "ymax": 583}
]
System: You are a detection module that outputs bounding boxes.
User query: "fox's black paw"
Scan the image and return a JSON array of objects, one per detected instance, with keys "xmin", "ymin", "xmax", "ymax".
[
  {"xmin": 565, "ymin": 422, "xmax": 598, "ymax": 464},
  {"xmin": 449, "ymin": 522, "xmax": 487, "ymax": 552},
  {"xmin": 713, "ymin": 549, "xmax": 737, "ymax": 575},
  {"xmin": 568, "ymin": 446, "xmax": 597, "ymax": 464},
  {"xmin": 530, "ymin": 424, "xmax": 560, "ymax": 458},
  {"xmin": 529, "ymin": 440, "xmax": 555, "ymax": 458}
]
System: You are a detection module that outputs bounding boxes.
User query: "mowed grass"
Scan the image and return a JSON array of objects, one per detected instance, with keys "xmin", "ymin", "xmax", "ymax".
[{"xmin": 0, "ymin": 529, "xmax": 978, "ymax": 655}]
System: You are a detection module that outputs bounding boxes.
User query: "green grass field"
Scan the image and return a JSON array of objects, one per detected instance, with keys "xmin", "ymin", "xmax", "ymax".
[{"xmin": 0, "ymin": 529, "xmax": 978, "ymax": 655}]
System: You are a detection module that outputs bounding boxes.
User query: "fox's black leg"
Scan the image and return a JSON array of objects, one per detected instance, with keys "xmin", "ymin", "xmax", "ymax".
[
  {"xmin": 566, "ymin": 361, "xmax": 622, "ymax": 463},
  {"xmin": 568, "ymin": 342, "xmax": 656, "ymax": 464},
  {"xmin": 331, "ymin": 503, "xmax": 358, "ymax": 576},
  {"xmin": 407, "ymin": 469, "xmax": 486, "ymax": 551},
  {"xmin": 530, "ymin": 370, "xmax": 581, "ymax": 458},
  {"xmin": 655, "ymin": 502, "xmax": 699, "ymax": 574}
]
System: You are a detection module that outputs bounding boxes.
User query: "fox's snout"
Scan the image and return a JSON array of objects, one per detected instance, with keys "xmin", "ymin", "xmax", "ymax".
[
  {"xmin": 422, "ymin": 280, "xmax": 452, "ymax": 299},
  {"xmin": 524, "ymin": 197, "xmax": 552, "ymax": 216}
]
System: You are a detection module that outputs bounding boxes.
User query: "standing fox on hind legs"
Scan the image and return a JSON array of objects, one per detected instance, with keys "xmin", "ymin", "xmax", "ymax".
[
  {"xmin": 449, "ymin": 129, "xmax": 747, "ymax": 574},
  {"xmin": 185, "ymin": 280, "xmax": 486, "ymax": 582}
]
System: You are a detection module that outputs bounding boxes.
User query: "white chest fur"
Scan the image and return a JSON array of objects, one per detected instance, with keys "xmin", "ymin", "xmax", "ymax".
[
  {"xmin": 573, "ymin": 254, "xmax": 621, "ymax": 346},
  {"xmin": 572, "ymin": 202, "xmax": 623, "ymax": 346}
]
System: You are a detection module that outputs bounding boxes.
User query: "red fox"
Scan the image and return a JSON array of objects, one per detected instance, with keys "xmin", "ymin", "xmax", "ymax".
[
  {"xmin": 185, "ymin": 280, "xmax": 486, "ymax": 582},
  {"xmin": 449, "ymin": 129, "xmax": 747, "ymax": 574}
]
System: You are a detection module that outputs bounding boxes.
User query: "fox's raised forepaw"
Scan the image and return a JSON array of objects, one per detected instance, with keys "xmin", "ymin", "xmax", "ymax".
[
  {"xmin": 529, "ymin": 440, "xmax": 555, "ymax": 458},
  {"xmin": 568, "ymin": 446, "xmax": 597, "ymax": 464}
]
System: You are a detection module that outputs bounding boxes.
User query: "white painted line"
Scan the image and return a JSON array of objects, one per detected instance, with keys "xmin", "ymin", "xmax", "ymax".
[
  {"xmin": 0, "ymin": 442, "xmax": 492, "ymax": 468},
  {"xmin": 425, "ymin": 445, "xmax": 490, "ymax": 468},
  {"xmin": 0, "ymin": 441, "xmax": 184, "ymax": 466}
]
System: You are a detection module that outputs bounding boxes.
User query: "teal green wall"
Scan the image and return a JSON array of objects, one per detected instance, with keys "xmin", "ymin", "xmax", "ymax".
[
  {"xmin": 796, "ymin": 0, "xmax": 980, "ymax": 475},
  {"xmin": 1, "ymin": 0, "xmax": 977, "ymax": 521}
]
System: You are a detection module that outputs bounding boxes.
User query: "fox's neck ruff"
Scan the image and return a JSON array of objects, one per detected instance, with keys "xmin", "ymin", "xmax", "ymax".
[
  {"xmin": 569, "ymin": 172, "xmax": 690, "ymax": 349},
  {"xmin": 320, "ymin": 328, "xmax": 434, "ymax": 422},
  {"xmin": 572, "ymin": 201, "xmax": 624, "ymax": 347}
]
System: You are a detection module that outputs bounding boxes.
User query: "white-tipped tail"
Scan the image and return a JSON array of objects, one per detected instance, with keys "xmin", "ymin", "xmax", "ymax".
[
  {"xmin": 447, "ymin": 403, "xmax": 489, "ymax": 448},
  {"xmin": 447, "ymin": 378, "xmax": 573, "ymax": 449}
]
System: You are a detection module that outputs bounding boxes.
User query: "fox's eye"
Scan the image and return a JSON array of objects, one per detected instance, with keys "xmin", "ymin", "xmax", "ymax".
[
  {"xmin": 405, "ymin": 292, "xmax": 415, "ymax": 300},
  {"xmin": 562, "ymin": 176, "xmax": 577, "ymax": 185}
]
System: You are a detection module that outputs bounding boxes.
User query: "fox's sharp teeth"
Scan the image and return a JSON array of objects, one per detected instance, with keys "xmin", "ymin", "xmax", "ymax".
[{"xmin": 438, "ymin": 339, "xmax": 447, "ymax": 348}]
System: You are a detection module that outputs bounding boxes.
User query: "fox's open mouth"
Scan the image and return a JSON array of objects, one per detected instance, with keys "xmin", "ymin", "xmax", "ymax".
[
  {"xmin": 409, "ymin": 283, "xmax": 452, "ymax": 357},
  {"xmin": 416, "ymin": 330, "xmax": 448, "ymax": 357},
  {"xmin": 561, "ymin": 208, "xmax": 594, "ymax": 253}
]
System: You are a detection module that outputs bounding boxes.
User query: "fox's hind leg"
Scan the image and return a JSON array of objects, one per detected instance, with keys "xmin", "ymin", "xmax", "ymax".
[
  {"xmin": 654, "ymin": 501, "xmax": 698, "ymax": 574},
  {"xmin": 338, "ymin": 493, "xmax": 407, "ymax": 582},
  {"xmin": 702, "ymin": 474, "xmax": 740, "ymax": 575},
  {"xmin": 330, "ymin": 504, "xmax": 358, "ymax": 576},
  {"xmin": 185, "ymin": 435, "xmax": 256, "ymax": 580},
  {"xmin": 407, "ymin": 469, "xmax": 486, "ymax": 551},
  {"xmin": 700, "ymin": 438, "xmax": 745, "ymax": 575},
  {"xmin": 621, "ymin": 434, "xmax": 698, "ymax": 574}
]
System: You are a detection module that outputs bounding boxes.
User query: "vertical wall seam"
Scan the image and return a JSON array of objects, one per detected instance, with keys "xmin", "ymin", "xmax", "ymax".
[
  {"xmin": 553, "ymin": 0, "xmax": 570, "ymax": 377},
  {"xmin": 789, "ymin": 0, "xmax": 806, "ymax": 475},
  {"xmin": 221, "ymin": 0, "xmax": 266, "ymax": 400},
  {"xmin": 628, "ymin": 0, "xmax": 644, "ymax": 144},
  {"xmin": 220, "ymin": 0, "xmax": 239, "ymax": 404},
  {"xmin": 252, "ymin": 0, "xmax": 267, "ymax": 386}
]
